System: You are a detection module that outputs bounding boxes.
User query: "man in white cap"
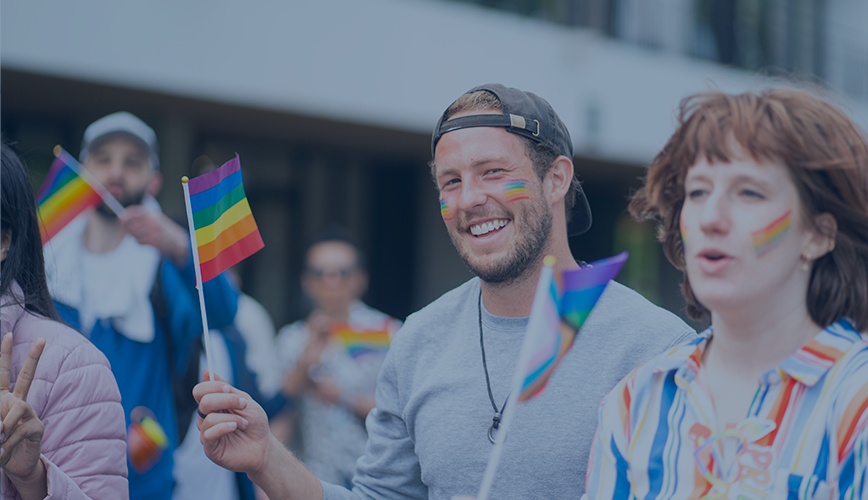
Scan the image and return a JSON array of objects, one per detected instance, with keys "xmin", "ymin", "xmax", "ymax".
[{"xmin": 43, "ymin": 112, "xmax": 239, "ymax": 500}]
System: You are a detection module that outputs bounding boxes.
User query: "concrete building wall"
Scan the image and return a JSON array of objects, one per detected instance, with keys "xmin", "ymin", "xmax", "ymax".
[{"xmin": 3, "ymin": 0, "xmax": 866, "ymax": 328}]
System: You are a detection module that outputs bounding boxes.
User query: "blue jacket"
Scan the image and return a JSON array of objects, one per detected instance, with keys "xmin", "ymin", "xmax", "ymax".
[{"xmin": 56, "ymin": 254, "xmax": 237, "ymax": 500}]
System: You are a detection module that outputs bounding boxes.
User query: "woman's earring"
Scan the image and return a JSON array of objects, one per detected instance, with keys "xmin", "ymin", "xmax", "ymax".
[
  {"xmin": 802, "ymin": 252, "xmax": 812, "ymax": 271},
  {"xmin": 829, "ymin": 240, "xmax": 836, "ymax": 253}
]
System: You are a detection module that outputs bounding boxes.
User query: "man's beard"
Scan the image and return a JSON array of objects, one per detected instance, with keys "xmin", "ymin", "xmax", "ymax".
[
  {"xmin": 449, "ymin": 196, "xmax": 552, "ymax": 286},
  {"xmin": 95, "ymin": 188, "xmax": 146, "ymax": 219}
]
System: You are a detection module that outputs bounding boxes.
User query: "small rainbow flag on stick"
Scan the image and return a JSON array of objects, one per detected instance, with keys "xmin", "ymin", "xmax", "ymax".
[
  {"xmin": 477, "ymin": 251, "xmax": 628, "ymax": 500},
  {"xmin": 183, "ymin": 154, "xmax": 264, "ymax": 282},
  {"xmin": 182, "ymin": 154, "xmax": 264, "ymax": 381},
  {"xmin": 36, "ymin": 146, "xmax": 124, "ymax": 244},
  {"xmin": 331, "ymin": 323, "xmax": 392, "ymax": 358},
  {"xmin": 518, "ymin": 252, "xmax": 627, "ymax": 401}
]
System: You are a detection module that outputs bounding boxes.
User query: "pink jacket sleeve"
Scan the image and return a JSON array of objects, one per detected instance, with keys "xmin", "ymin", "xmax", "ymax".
[
  {"xmin": 38, "ymin": 341, "xmax": 128, "ymax": 499},
  {"xmin": 4, "ymin": 315, "xmax": 128, "ymax": 500}
]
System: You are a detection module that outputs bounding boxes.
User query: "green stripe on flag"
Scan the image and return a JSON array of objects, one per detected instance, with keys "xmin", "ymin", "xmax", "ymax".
[{"xmin": 192, "ymin": 183, "xmax": 247, "ymax": 229}]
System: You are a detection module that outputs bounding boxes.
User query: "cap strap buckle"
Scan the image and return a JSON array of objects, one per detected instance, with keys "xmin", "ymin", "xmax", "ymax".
[{"xmin": 508, "ymin": 115, "xmax": 540, "ymax": 137}]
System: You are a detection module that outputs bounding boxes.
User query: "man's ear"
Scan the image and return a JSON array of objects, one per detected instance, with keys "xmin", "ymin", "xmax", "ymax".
[
  {"xmin": 148, "ymin": 170, "xmax": 164, "ymax": 197},
  {"xmin": 546, "ymin": 156, "xmax": 574, "ymax": 205}
]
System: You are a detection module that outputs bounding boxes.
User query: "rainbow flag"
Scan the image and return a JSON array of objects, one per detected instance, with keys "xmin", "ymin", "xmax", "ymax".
[
  {"xmin": 186, "ymin": 154, "xmax": 264, "ymax": 282},
  {"xmin": 331, "ymin": 323, "xmax": 392, "ymax": 358},
  {"xmin": 517, "ymin": 252, "xmax": 627, "ymax": 402},
  {"xmin": 36, "ymin": 148, "xmax": 103, "ymax": 244}
]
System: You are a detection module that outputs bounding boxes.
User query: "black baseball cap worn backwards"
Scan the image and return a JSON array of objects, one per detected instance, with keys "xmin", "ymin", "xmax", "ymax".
[{"xmin": 431, "ymin": 83, "xmax": 592, "ymax": 237}]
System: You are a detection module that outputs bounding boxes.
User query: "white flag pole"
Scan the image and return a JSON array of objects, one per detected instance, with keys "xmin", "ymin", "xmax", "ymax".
[
  {"xmin": 54, "ymin": 145, "xmax": 126, "ymax": 217},
  {"xmin": 181, "ymin": 176, "xmax": 215, "ymax": 382},
  {"xmin": 477, "ymin": 256, "xmax": 556, "ymax": 500}
]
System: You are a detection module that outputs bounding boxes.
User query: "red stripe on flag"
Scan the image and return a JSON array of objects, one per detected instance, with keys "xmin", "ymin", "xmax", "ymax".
[{"xmin": 199, "ymin": 229, "xmax": 264, "ymax": 282}]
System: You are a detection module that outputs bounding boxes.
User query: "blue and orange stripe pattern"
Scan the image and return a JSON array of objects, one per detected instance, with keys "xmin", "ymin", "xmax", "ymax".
[
  {"xmin": 188, "ymin": 155, "xmax": 264, "ymax": 282},
  {"xmin": 585, "ymin": 319, "xmax": 868, "ymax": 499}
]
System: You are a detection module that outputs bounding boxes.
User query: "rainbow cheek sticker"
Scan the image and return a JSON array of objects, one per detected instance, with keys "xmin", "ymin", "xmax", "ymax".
[
  {"xmin": 752, "ymin": 209, "xmax": 792, "ymax": 257},
  {"xmin": 440, "ymin": 199, "xmax": 454, "ymax": 221},
  {"xmin": 680, "ymin": 213, "xmax": 689, "ymax": 253},
  {"xmin": 503, "ymin": 179, "xmax": 530, "ymax": 203}
]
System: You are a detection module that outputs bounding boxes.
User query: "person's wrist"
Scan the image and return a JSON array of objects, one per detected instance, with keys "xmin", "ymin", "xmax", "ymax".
[
  {"xmin": 168, "ymin": 224, "xmax": 190, "ymax": 265},
  {"xmin": 282, "ymin": 367, "xmax": 308, "ymax": 397},
  {"xmin": 247, "ymin": 433, "xmax": 323, "ymax": 500},
  {"xmin": 9, "ymin": 456, "xmax": 48, "ymax": 500},
  {"xmin": 248, "ymin": 434, "xmax": 307, "ymax": 496}
]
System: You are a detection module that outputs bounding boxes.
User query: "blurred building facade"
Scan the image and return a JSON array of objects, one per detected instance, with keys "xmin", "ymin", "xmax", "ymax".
[{"xmin": 2, "ymin": 0, "xmax": 866, "ymax": 327}]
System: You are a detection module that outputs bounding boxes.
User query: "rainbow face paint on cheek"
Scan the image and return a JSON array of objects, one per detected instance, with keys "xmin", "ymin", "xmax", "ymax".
[
  {"xmin": 680, "ymin": 213, "xmax": 689, "ymax": 253},
  {"xmin": 440, "ymin": 199, "xmax": 454, "ymax": 221},
  {"xmin": 503, "ymin": 179, "xmax": 530, "ymax": 203},
  {"xmin": 752, "ymin": 209, "xmax": 792, "ymax": 257}
]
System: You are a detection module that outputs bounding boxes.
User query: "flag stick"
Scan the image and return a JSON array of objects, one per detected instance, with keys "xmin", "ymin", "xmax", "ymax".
[
  {"xmin": 54, "ymin": 145, "xmax": 126, "ymax": 217},
  {"xmin": 477, "ymin": 257, "xmax": 556, "ymax": 500},
  {"xmin": 181, "ymin": 176, "xmax": 216, "ymax": 382}
]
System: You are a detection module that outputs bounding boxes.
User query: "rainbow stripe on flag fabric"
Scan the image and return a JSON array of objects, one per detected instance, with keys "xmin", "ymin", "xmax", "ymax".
[
  {"xmin": 331, "ymin": 323, "xmax": 392, "ymax": 358},
  {"xmin": 187, "ymin": 155, "xmax": 264, "ymax": 282},
  {"xmin": 36, "ymin": 147, "xmax": 103, "ymax": 244},
  {"xmin": 517, "ymin": 252, "xmax": 627, "ymax": 402}
]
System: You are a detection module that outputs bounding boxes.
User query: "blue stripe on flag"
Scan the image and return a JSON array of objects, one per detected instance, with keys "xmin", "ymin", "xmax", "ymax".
[{"xmin": 189, "ymin": 169, "xmax": 244, "ymax": 212}]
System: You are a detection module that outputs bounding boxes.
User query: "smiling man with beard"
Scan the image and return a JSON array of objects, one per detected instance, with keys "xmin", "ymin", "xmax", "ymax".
[
  {"xmin": 193, "ymin": 84, "xmax": 695, "ymax": 500},
  {"xmin": 42, "ymin": 112, "xmax": 239, "ymax": 500}
]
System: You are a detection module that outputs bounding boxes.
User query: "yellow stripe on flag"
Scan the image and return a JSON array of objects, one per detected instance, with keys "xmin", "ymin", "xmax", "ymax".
[
  {"xmin": 194, "ymin": 198, "xmax": 253, "ymax": 246},
  {"xmin": 39, "ymin": 176, "xmax": 92, "ymax": 217}
]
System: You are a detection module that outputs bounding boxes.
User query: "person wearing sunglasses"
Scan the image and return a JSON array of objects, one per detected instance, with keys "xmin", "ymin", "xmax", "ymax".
[{"xmin": 272, "ymin": 227, "xmax": 401, "ymax": 488}]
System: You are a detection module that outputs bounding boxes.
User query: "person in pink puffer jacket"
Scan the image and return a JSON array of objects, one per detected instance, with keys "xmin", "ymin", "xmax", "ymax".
[{"xmin": 0, "ymin": 142, "xmax": 128, "ymax": 499}]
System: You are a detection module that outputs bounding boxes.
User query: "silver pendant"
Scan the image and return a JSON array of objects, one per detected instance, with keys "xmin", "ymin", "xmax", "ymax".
[{"xmin": 488, "ymin": 412, "xmax": 501, "ymax": 444}]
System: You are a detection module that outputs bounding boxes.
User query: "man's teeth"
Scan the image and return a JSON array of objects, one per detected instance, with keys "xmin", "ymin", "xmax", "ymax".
[{"xmin": 470, "ymin": 220, "xmax": 508, "ymax": 236}]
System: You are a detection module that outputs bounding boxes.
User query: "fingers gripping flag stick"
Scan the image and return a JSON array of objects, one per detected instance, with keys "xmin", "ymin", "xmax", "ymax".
[
  {"xmin": 37, "ymin": 146, "xmax": 125, "ymax": 244},
  {"xmin": 477, "ymin": 252, "xmax": 628, "ymax": 500},
  {"xmin": 182, "ymin": 154, "xmax": 264, "ymax": 381}
]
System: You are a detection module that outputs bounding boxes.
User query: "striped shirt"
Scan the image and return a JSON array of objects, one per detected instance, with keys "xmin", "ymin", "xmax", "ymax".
[{"xmin": 584, "ymin": 319, "xmax": 868, "ymax": 500}]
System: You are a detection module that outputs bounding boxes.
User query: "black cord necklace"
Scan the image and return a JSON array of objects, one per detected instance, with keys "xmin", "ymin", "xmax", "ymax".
[{"xmin": 479, "ymin": 289, "xmax": 509, "ymax": 444}]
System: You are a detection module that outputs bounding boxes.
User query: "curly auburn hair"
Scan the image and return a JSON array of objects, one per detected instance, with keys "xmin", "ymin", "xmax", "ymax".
[{"xmin": 629, "ymin": 89, "xmax": 868, "ymax": 329}]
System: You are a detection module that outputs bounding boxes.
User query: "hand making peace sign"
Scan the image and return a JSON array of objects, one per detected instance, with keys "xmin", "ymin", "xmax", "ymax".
[{"xmin": 1, "ymin": 331, "xmax": 47, "ymax": 485}]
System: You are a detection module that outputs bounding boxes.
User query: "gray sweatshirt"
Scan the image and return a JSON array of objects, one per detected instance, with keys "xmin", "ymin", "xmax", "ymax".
[{"xmin": 321, "ymin": 278, "xmax": 695, "ymax": 500}]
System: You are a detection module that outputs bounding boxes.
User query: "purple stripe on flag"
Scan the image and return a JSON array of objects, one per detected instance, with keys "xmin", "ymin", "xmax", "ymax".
[
  {"xmin": 188, "ymin": 154, "xmax": 241, "ymax": 195},
  {"xmin": 561, "ymin": 252, "xmax": 628, "ymax": 293}
]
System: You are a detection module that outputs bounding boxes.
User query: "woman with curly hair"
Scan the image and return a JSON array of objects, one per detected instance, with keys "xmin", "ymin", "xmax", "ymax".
[{"xmin": 585, "ymin": 89, "xmax": 868, "ymax": 500}]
